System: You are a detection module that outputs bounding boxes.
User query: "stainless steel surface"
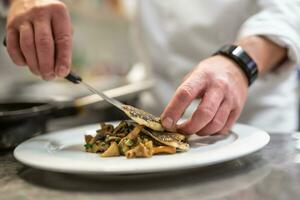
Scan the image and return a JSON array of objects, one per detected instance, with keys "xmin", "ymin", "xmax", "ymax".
[
  {"xmin": 80, "ymin": 80, "xmax": 123, "ymax": 110},
  {"xmin": 1, "ymin": 127, "xmax": 300, "ymax": 200},
  {"xmin": 0, "ymin": 80, "xmax": 153, "ymax": 149}
]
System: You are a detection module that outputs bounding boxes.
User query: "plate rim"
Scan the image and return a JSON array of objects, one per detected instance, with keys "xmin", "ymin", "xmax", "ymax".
[{"xmin": 14, "ymin": 123, "xmax": 270, "ymax": 175}]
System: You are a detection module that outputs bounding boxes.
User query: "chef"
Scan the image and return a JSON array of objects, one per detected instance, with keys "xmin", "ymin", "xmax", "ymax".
[{"xmin": 4, "ymin": 0, "xmax": 300, "ymax": 134}]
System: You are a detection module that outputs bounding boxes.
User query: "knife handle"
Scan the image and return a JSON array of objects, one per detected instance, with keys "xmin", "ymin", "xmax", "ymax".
[
  {"xmin": 3, "ymin": 36, "xmax": 6, "ymax": 47},
  {"xmin": 65, "ymin": 71, "xmax": 82, "ymax": 84}
]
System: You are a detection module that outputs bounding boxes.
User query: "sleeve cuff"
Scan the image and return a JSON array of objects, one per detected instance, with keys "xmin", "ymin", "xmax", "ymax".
[{"xmin": 238, "ymin": 23, "xmax": 300, "ymax": 65}]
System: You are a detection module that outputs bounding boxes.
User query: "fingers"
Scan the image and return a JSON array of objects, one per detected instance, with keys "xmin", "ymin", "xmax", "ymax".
[
  {"xmin": 51, "ymin": 4, "xmax": 72, "ymax": 77},
  {"xmin": 161, "ymin": 56, "xmax": 248, "ymax": 136},
  {"xmin": 219, "ymin": 110, "xmax": 240, "ymax": 134},
  {"xmin": 196, "ymin": 99, "xmax": 232, "ymax": 136},
  {"xmin": 161, "ymin": 72, "xmax": 207, "ymax": 130},
  {"xmin": 19, "ymin": 22, "xmax": 39, "ymax": 75},
  {"xmin": 6, "ymin": 28, "xmax": 26, "ymax": 66},
  {"xmin": 6, "ymin": 1, "xmax": 71, "ymax": 79},
  {"xmin": 34, "ymin": 18, "xmax": 55, "ymax": 80},
  {"xmin": 178, "ymin": 88, "xmax": 224, "ymax": 134}
]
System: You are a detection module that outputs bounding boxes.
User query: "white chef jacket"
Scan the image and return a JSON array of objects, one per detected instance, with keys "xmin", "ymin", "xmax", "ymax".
[{"xmin": 132, "ymin": 0, "xmax": 300, "ymax": 132}]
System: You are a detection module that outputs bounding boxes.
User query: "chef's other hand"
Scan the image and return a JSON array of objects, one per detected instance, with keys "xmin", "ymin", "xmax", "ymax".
[
  {"xmin": 6, "ymin": 0, "xmax": 72, "ymax": 80},
  {"xmin": 161, "ymin": 55, "xmax": 248, "ymax": 135}
]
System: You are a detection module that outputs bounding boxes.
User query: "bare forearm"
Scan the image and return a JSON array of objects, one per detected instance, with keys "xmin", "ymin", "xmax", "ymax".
[{"xmin": 236, "ymin": 36, "xmax": 287, "ymax": 75}]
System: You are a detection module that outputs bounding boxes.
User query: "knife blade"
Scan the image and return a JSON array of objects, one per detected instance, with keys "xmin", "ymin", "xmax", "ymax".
[{"xmin": 65, "ymin": 72, "xmax": 124, "ymax": 110}]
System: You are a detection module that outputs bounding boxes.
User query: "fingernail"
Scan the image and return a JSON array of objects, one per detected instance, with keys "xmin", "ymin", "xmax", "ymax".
[
  {"xmin": 162, "ymin": 117, "xmax": 173, "ymax": 129},
  {"xmin": 57, "ymin": 66, "xmax": 68, "ymax": 77}
]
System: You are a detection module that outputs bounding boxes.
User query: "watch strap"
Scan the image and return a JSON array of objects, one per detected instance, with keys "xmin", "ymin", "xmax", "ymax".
[{"xmin": 215, "ymin": 45, "xmax": 258, "ymax": 86}]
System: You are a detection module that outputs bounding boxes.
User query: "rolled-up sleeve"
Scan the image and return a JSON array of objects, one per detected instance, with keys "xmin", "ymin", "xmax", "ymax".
[{"xmin": 238, "ymin": 0, "xmax": 300, "ymax": 64}]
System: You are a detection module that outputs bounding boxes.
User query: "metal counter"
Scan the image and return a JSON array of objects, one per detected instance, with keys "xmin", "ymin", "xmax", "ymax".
[{"xmin": 1, "ymin": 122, "xmax": 300, "ymax": 200}]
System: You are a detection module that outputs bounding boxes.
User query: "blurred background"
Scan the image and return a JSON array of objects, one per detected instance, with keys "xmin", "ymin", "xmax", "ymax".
[
  {"xmin": 0, "ymin": 0, "xmax": 139, "ymax": 98},
  {"xmin": 0, "ymin": 0, "xmax": 152, "ymax": 148}
]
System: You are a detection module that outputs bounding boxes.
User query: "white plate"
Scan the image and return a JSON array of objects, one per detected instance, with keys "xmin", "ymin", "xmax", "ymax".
[{"xmin": 14, "ymin": 123, "xmax": 270, "ymax": 175}]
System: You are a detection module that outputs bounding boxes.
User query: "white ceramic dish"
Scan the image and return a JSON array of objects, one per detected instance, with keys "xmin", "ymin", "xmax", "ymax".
[{"xmin": 14, "ymin": 122, "xmax": 270, "ymax": 175}]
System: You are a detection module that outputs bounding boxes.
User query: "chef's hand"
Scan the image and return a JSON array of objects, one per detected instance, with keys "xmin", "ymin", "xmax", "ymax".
[
  {"xmin": 161, "ymin": 36, "xmax": 287, "ymax": 135},
  {"xmin": 5, "ymin": 0, "xmax": 72, "ymax": 80},
  {"xmin": 161, "ymin": 55, "xmax": 248, "ymax": 135}
]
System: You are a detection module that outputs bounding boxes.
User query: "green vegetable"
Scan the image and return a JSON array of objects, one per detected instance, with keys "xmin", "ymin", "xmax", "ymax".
[
  {"xmin": 105, "ymin": 135, "xmax": 121, "ymax": 143},
  {"xmin": 84, "ymin": 143, "xmax": 93, "ymax": 149},
  {"xmin": 125, "ymin": 138, "xmax": 134, "ymax": 147}
]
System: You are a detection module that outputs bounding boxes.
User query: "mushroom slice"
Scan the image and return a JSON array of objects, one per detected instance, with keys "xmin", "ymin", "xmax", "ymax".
[
  {"xmin": 142, "ymin": 129, "xmax": 189, "ymax": 151},
  {"xmin": 125, "ymin": 141, "xmax": 154, "ymax": 158},
  {"xmin": 122, "ymin": 105, "xmax": 164, "ymax": 132},
  {"xmin": 153, "ymin": 146, "xmax": 176, "ymax": 154},
  {"xmin": 101, "ymin": 142, "xmax": 120, "ymax": 157}
]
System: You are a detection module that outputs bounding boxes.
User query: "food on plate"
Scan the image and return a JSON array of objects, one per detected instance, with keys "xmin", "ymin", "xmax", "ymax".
[{"xmin": 84, "ymin": 120, "xmax": 189, "ymax": 158}]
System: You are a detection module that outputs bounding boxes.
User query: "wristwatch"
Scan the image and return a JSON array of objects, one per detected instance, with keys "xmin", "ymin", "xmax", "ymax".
[{"xmin": 214, "ymin": 45, "xmax": 258, "ymax": 86}]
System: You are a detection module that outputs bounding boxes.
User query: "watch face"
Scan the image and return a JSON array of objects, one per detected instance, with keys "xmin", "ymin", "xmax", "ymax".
[{"xmin": 232, "ymin": 46, "xmax": 244, "ymax": 56}]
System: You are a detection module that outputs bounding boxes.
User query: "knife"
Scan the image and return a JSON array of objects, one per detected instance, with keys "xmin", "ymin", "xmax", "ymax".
[
  {"xmin": 3, "ymin": 36, "xmax": 124, "ymax": 111},
  {"xmin": 3, "ymin": 36, "xmax": 165, "ymax": 131},
  {"xmin": 64, "ymin": 72, "xmax": 124, "ymax": 111}
]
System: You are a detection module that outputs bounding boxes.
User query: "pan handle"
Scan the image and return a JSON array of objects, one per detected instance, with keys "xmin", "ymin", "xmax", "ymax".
[{"xmin": 50, "ymin": 100, "xmax": 83, "ymax": 119}]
